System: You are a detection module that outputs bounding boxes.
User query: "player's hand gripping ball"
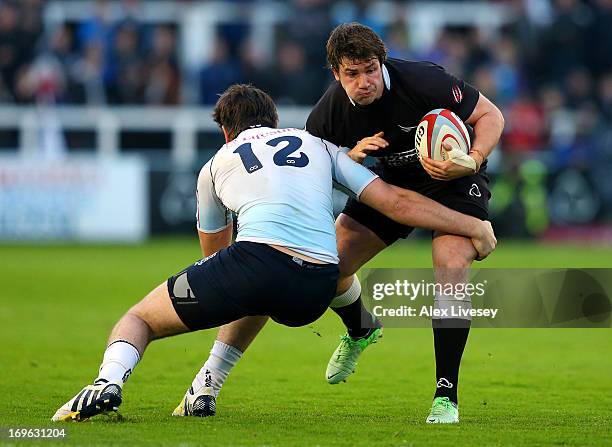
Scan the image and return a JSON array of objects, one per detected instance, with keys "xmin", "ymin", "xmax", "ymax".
[{"xmin": 415, "ymin": 109, "xmax": 476, "ymax": 171}]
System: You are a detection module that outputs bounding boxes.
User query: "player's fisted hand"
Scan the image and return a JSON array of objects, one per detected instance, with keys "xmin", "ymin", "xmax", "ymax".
[
  {"xmin": 471, "ymin": 220, "xmax": 497, "ymax": 261},
  {"xmin": 420, "ymin": 142, "xmax": 474, "ymax": 181},
  {"xmin": 348, "ymin": 131, "xmax": 388, "ymax": 164}
]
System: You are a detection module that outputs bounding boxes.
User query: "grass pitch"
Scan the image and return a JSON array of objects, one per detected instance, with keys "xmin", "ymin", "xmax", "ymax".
[{"xmin": 1, "ymin": 238, "xmax": 611, "ymax": 446}]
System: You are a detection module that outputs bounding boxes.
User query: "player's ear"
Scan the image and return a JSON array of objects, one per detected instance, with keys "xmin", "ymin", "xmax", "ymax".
[{"xmin": 332, "ymin": 69, "xmax": 340, "ymax": 81}]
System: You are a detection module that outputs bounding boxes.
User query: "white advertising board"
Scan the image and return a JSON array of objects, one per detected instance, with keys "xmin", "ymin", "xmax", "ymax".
[{"xmin": 0, "ymin": 156, "xmax": 148, "ymax": 241}]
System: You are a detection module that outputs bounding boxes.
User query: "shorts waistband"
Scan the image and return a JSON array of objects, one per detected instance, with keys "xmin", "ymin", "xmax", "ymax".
[
  {"xmin": 290, "ymin": 256, "xmax": 330, "ymax": 269},
  {"xmin": 235, "ymin": 241, "xmax": 336, "ymax": 270}
]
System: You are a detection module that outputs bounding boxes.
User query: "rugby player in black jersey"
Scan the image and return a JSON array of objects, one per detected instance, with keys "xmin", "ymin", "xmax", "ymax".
[{"xmin": 183, "ymin": 23, "xmax": 504, "ymax": 424}]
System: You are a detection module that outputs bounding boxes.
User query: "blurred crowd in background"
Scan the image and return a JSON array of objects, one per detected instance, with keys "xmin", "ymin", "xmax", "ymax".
[
  {"xmin": 1, "ymin": 0, "xmax": 611, "ymax": 162},
  {"xmin": 1, "ymin": 0, "xmax": 611, "ymax": 238}
]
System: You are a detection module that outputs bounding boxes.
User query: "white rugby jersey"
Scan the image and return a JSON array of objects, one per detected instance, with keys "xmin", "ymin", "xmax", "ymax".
[{"xmin": 196, "ymin": 126, "xmax": 378, "ymax": 264}]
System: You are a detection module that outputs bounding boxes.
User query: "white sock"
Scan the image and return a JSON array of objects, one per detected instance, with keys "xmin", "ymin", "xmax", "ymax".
[
  {"xmin": 96, "ymin": 340, "xmax": 141, "ymax": 386},
  {"xmin": 191, "ymin": 340, "xmax": 243, "ymax": 397}
]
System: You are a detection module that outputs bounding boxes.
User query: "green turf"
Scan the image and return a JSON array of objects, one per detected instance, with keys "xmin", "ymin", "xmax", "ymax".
[{"xmin": 1, "ymin": 238, "xmax": 611, "ymax": 446}]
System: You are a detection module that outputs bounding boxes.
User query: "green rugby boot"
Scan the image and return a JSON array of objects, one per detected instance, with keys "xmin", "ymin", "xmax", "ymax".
[
  {"xmin": 426, "ymin": 397, "xmax": 459, "ymax": 424},
  {"xmin": 325, "ymin": 327, "xmax": 382, "ymax": 384}
]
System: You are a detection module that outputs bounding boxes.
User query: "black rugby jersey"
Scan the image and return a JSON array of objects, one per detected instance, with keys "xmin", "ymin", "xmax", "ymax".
[{"xmin": 306, "ymin": 58, "xmax": 479, "ymax": 167}]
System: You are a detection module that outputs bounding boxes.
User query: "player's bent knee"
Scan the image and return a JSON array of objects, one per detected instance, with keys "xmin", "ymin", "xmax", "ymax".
[
  {"xmin": 336, "ymin": 214, "xmax": 387, "ymax": 277},
  {"xmin": 433, "ymin": 239, "xmax": 478, "ymax": 269},
  {"xmin": 331, "ymin": 275, "xmax": 361, "ymax": 307},
  {"xmin": 335, "ymin": 274, "xmax": 354, "ymax": 296},
  {"xmin": 337, "ymin": 258, "xmax": 357, "ymax": 278},
  {"xmin": 129, "ymin": 283, "xmax": 189, "ymax": 339}
]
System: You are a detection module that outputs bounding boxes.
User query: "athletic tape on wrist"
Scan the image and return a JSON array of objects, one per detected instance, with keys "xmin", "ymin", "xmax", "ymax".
[{"xmin": 329, "ymin": 275, "xmax": 361, "ymax": 308}]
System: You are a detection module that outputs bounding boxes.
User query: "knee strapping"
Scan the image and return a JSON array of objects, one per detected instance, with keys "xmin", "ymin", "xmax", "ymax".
[
  {"xmin": 433, "ymin": 293, "xmax": 473, "ymax": 321},
  {"xmin": 329, "ymin": 276, "xmax": 361, "ymax": 308}
]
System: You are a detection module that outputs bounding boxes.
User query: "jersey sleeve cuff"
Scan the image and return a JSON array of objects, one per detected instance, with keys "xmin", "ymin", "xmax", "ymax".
[
  {"xmin": 197, "ymin": 221, "xmax": 233, "ymax": 234},
  {"xmin": 355, "ymin": 175, "xmax": 380, "ymax": 201},
  {"xmin": 456, "ymin": 85, "xmax": 480, "ymax": 122}
]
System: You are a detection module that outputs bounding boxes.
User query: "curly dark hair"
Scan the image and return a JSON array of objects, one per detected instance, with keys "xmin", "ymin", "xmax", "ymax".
[
  {"xmin": 326, "ymin": 22, "xmax": 387, "ymax": 72},
  {"xmin": 213, "ymin": 84, "xmax": 279, "ymax": 140}
]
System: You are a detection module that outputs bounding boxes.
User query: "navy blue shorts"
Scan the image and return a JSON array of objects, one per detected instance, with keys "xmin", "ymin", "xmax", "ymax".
[
  {"xmin": 343, "ymin": 163, "xmax": 490, "ymax": 246},
  {"xmin": 167, "ymin": 241, "xmax": 339, "ymax": 330}
]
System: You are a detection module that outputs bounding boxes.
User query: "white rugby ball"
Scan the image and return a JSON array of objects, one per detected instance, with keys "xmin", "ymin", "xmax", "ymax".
[{"xmin": 415, "ymin": 109, "xmax": 474, "ymax": 169}]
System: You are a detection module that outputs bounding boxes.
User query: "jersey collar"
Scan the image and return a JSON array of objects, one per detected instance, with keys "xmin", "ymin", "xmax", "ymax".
[
  {"xmin": 383, "ymin": 63, "xmax": 391, "ymax": 90},
  {"xmin": 347, "ymin": 64, "xmax": 391, "ymax": 107}
]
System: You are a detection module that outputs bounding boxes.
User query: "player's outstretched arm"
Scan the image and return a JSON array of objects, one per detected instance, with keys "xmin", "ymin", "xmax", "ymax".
[{"xmin": 359, "ymin": 179, "xmax": 496, "ymax": 259}]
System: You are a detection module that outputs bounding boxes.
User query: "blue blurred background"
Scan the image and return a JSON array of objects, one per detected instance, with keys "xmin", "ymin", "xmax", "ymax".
[{"xmin": 0, "ymin": 0, "xmax": 610, "ymax": 242}]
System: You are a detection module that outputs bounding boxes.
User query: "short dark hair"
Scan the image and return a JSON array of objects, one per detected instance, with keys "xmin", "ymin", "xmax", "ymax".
[
  {"xmin": 326, "ymin": 22, "xmax": 387, "ymax": 72},
  {"xmin": 212, "ymin": 84, "xmax": 279, "ymax": 140}
]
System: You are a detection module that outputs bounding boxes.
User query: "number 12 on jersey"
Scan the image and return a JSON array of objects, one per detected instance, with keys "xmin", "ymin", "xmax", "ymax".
[{"xmin": 234, "ymin": 136, "xmax": 309, "ymax": 173}]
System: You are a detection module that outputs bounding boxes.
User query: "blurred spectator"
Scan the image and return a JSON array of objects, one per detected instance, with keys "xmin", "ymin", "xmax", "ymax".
[
  {"xmin": 503, "ymin": 92, "xmax": 548, "ymax": 152},
  {"xmin": 0, "ymin": 1, "xmax": 23, "ymax": 100},
  {"xmin": 268, "ymin": 40, "xmax": 320, "ymax": 105},
  {"xmin": 71, "ymin": 41, "xmax": 107, "ymax": 104},
  {"xmin": 284, "ymin": 0, "xmax": 333, "ymax": 70},
  {"xmin": 239, "ymin": 37, "xmax": 273, "ymax": 94},
  {"xmin": 44, "ymin": 25, "xmax": 79, "ymax": 103},
  {"xmin": 570, "ymin": 102, "xmax": 603, "ymax": 167},
  {"xmin": 472, "ymin": 65, "xmax": 499, "ymax": 103},
  {"xmin": 199, "ymin": 37, "xmax": 242, "ymax": 105},
  {"xmin": 19, "ymin": 0, "xmax": 44, "ymax": 64},
  {"xmin": 539, "ymin": 85, "xmax": 576, "ymax": 153},
  {"xmin": 119, "ymin": 0, "xmax": 143, "ymax": 27},
  {"xmin": 463, "ymin": 28, "xmax": 492, "ymax": 79},
  {"xmin": 490, "ymin": 35, "xmax": 522, "ymax": 106},
  {"xmin": 413, "ymin": 28, "xmax": 463, "ymax": 74},
  {"xmin": 439, "ymin": 28, "xmax": 470, "ymax": 79},
  {"xmin": 77, "ymin": 0, "xmax": 115, "ymax": 52},
  {"xmin": 540, "ymin": 0, "xmax": 593, "ymax": 84},
  {"xmin": 331, "ymin": 0, "xmax": 385, "ymax": 36},
  {"xmin": 115, "ymin": 0, "xmax": 146, "ymax": 57},
  {"xmin": 539, "ymin": 84, "xmax": 578, "ymax": 167},
  {"xmin": 508, "ymin": 0, "xmax": 549, "ymax": 85},
  {"xmin": 107, "ymin": 23, "xmax": 144, "ymax": 104},
  {"xmin": 598, "ymin": 72, "xmax": 612, "ymax": 123},
  {"xmin": 48, "ymin": 25, "xmax": 76, "ymax": 73},
  {"xmin": 588, "ymin": 0, "xmax": 612, "ymax": 77},
  {"xmin": 0, "ymin": 76, "xmax": 10, "ymax": 102},
  {"xmin": 385, "ymin": 20, "xmax": 411, "ymax": 60},
  {"xmin": 16, "ymin": 54, "xmax": 65, "ymax": 104},
  {"xmin": 144, "ymin": 26, "xmax": 180, "ymax": 104},
  {"xmin": 217, "ymin": 0, "xmax": 253, "ymax": 58},
  {"xmin": 564, "ymin": 68, "xmax": 596, "ymax": 109}
]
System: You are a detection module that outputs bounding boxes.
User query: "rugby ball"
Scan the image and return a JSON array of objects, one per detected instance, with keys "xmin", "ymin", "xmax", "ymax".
[{"xmin": 415, "ymin": 109, "xmax": 475, "ymax": 170}]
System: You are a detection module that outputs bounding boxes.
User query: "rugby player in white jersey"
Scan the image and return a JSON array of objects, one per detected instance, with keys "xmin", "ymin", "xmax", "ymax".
[{"xmin": 52, "ymin": 85, "xmax": 495, "ymax": 421}]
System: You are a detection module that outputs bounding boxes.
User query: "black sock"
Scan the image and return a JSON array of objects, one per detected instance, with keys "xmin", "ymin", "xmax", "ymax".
[
  {"xmin": 432, "ymin": 319, "xmax": 470, "ymax": 405},
  {"xmin": 332, "ymin": 296, "xmax": 376, "ymax": 338}
]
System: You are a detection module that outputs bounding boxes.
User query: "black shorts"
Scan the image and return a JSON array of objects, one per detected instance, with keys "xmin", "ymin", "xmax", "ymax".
[
  {"xmin": 343, "ymin": 162, "xmax": 491, "ymax": 246},
  {"xmin": 167, "ymin": 241, "xmax": 339, "ymax": 330}
]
